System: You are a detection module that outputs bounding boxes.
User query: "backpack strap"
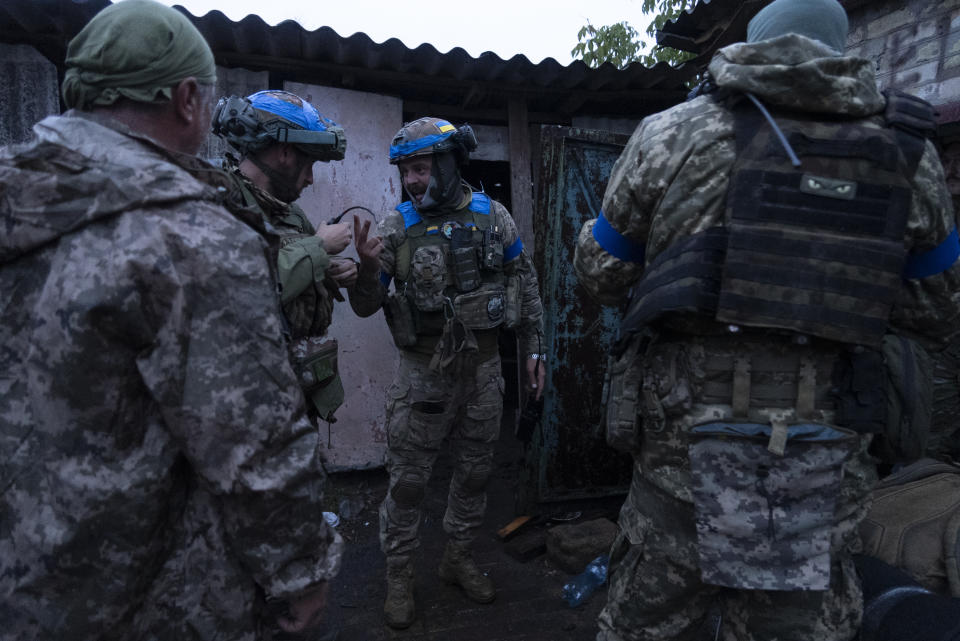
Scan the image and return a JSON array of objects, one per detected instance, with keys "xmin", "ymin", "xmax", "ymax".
[{"xmin": 882, "ymin": 89, "xmax": 937, "ymax": 174}]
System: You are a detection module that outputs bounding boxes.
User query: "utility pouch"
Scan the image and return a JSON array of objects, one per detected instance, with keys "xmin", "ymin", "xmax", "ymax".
[
  {"xmin": 384, "ymin": 291, "xmax": 418, "ymax": 347},
  {"xmin": 832, "ymin": 347, "xmax": 887, "ymax": 434},
  {"xmin": 481, "ymin": 228, "xmax": 504, "ymax": 271},
  {"xmin": 688, "ymin": 421, "xmax": 857, "ymax": 591},
  {"xmin": 452, "ymin": 283, "xmax": 506, "ymax": 330},
  {"xmin": 450, "ymin": 227, "xmax": 481, "ymax": 292},
  {"xmin": 292, "ymin": 338, "xmax": 344, "ymax": 422},
  {"xmin": 600, "ymin": 337, "xmax": 644, "ymax": 453},
  {"xmin": 504, "ymin": 274, "xmax": 521, "ymax": 330},
  {"xmin": 410, "ymin": 245, "xmax": 448, "ymax": 311}
]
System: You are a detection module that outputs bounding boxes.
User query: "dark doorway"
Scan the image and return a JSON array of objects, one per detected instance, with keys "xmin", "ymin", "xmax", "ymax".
[{"xmin": 461, "ymin": 159, "xmax": 511, "ymax": 212}]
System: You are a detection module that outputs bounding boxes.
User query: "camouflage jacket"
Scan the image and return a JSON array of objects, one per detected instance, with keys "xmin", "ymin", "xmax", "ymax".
[
  {"xmin": 0, "ymin": 112, "xmax": 342, "ymax": 640},
  {"xmin": 574, "ymin": 34, "xmax": 960, "ymax": 350},
  {"xmin": 351, "ymin": 187, "xmax": 545, "ymax": 356},
  {"xmin": 224, "ymin": 155, "xmax": 339, "ymax": 340}
]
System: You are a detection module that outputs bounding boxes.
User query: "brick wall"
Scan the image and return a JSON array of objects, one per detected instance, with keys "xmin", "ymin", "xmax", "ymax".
[
  {"xmin": 843, "ymin": 0, "xmax": 960, "ymax": 211},
  {"xmin": 844, "ymin": 0, "xmax": 960, "ymax": 110}
]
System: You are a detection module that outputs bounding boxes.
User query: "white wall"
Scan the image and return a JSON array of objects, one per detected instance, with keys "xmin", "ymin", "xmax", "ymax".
[{"xmin": 285, "ymin": 81, "xmax": 403, "ymax": 471}]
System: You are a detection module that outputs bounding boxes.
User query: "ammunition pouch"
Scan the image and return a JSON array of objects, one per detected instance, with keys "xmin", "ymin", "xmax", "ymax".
[
  {"xmin": 292, "ymin": 338, "xmax": 344, "ymax": 422},
  {"xmin": 831, "ymin": 346, "xmax": 888, "ymax": 435},
  {"xmin": 384, "ymin": 291, "xmax": 418, "ymax": 348},
  {"xmin": 452, "ymin": 283, "xmax": 506, "ymax": 330},
  {"xmin": 600, "ymin": 332, "xmax": 649, "ymax": 453},
  {"xmin": 450, "ymin": 227, "xmax": 481, "ymax": 292},
  {"xmin": 410, "ymin": 245, "xmax": 447, "ymax": 312},
  {"xmin": 688, "ymin": 421, "xmax": 857, "ymax": 591}
]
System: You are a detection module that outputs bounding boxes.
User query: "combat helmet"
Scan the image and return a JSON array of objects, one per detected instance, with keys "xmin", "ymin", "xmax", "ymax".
[
  {"xmin": 212, "ymin": 90, "xmax": 346, "ymax": 161},
  {"xmin": 388, "ymin": 117, "xmax": 477, "ymax": 166}
]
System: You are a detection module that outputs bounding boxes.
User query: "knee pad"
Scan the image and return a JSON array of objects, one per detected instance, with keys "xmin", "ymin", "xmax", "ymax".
[
  {"xmin": 458, "ymin": 461, "xmax": 492, "ymax": 492},
  {"xmin": 390, "ymin": 473, "xmax": 425, "ymax": 508}
]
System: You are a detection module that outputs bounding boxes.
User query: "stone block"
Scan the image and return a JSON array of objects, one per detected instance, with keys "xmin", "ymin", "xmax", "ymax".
[
  {"xmin": 867, "ymin": 8, "xmax": 916, "ymax": 40},
  {"xmin": 945, "ymin": 53, "xmax": 960, "ymax": 71},
  {"xmin": 916, "ymin": 40, "xmax": 943, "ymax": 64},
  {"xmin": 894, "ymin": 60, "xmax": 940, "ymax": 88},
  {"xmin": 546, "ymin": 517, "xmax": 618, "ymax": 574}
]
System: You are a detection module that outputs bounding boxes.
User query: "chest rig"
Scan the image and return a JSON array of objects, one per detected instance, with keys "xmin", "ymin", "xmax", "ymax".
[{"xmin": 394, "ymin": 192, "xmax": 507, "ymax": 334}]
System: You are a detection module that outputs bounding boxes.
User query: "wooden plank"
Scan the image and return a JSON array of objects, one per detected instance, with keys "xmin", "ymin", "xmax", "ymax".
[
  {"xmin": 508, "ymin": 96, "xmax": 535, "ymax": 251},
  {"xmin": 497, "ymin": 515, "xmax": 533, "ymax": 540}
]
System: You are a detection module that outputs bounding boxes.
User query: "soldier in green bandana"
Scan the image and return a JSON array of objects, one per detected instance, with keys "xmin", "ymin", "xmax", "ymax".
[
  {"xmin": 0, "ymin": 1, "xmax": 341, "ymax": 638},
  {"xmin": 574, "ymin": 0, "xmax": 960, "ymax": 640}
]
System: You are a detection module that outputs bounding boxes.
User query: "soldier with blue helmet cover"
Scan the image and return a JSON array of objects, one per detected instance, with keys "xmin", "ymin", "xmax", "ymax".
[
  {"xmin": 349, "ymin": 116, "xmax": 546, "ymax": 629},
  {"xmin": 214, "ymin": 89, "xmax": 356, "ymax": 423}
]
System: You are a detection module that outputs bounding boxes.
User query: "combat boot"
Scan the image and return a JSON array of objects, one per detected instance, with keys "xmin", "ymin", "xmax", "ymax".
[
  {"xmin": 438, "ymin": 541, "xmax": 496, "ymax": 603},
  {"xmin": 383, "ymin": 556, "xmax": 415, "ymax": 629}
]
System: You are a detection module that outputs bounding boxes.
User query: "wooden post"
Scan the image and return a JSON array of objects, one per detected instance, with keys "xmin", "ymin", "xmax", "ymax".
[{"xmin": 508, "ymin": 96, "xmax": 534, "ymax": 251}]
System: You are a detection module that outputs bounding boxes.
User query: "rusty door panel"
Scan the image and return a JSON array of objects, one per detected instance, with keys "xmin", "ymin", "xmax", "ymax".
[{"xmin": 525, "ymin": 125, "xmax": 633, "ymax": 503}]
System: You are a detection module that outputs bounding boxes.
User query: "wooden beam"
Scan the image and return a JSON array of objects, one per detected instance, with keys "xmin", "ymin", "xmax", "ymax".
[
  {"xmin": 508, "ymin": 97, "xmax": 535, "ymax": 251},
  {"xmin": 401, "ymin": 100, "xmax": 569, "ymax": 126}
]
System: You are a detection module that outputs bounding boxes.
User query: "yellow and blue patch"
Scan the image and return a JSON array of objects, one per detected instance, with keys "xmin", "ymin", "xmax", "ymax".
[{"xmin": 436, "ymin": 121, "xmax": 455, "ymax": 133}]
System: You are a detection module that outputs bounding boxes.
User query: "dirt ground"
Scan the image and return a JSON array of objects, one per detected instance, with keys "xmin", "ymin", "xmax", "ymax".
[{"xmin": 315, "ymin": 415, "xmax": 624, "ymax": 641}]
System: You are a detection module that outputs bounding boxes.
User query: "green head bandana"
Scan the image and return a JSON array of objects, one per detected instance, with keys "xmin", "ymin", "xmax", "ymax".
[
  {"xmin": 62, "ymin": 0, "xmax": 216, "ymax": 111},
  {"xmin": 747, "ymin": 0, "xmax": 848, "ymax": 54}
]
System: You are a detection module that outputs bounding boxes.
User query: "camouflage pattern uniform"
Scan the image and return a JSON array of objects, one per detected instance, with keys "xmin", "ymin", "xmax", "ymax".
[
  {"xmin": 0, "ymin": 111, "xmax": 342, "ymax": 640},
  {"xmin": 575, "ymin": 35, "xmax": 960, "ymax": 641},
  {"xmin": 351, "ymin": 187, "xmax": 543, "ymax": 560},
  {"xmin": 224, "ymin": 154, "xmax": 339, "ymax": 340}
]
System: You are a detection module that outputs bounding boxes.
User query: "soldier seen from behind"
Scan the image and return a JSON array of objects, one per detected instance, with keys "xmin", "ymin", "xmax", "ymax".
[
  {"xmin": 349, "ymin": 117, "xmax": 545, "ymax": 629},
  {"xmin": 574, "ymin": 0, "xmax": 960, "ymax": 640},
  {"xmin": 213, "ymin": 89, "xmax": 355, "ymax": 423},
  {"xmin": 0, "ymin": 1, "xmax": 341, "ymax": 638}
]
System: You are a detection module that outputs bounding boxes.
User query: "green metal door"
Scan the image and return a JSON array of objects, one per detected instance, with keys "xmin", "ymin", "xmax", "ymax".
[{"xmin": 524, "ymin": 125, "xmax": 633, "ymax": 504}]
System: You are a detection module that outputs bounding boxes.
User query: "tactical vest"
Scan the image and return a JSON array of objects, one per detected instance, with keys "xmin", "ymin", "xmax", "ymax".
[
  {"xmin": 620, "ymin": 90, "xmax": 934, "ymax": 349},
  {"xmin": 392, "ymin": 193, "xmax": 508, "ymax": 335}
]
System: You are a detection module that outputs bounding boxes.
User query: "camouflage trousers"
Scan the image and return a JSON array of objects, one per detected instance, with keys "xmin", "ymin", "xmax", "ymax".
[
  {"xmin": 379, "ymin": 350, "xmax": 504, "ymax": 559},
  {"xmin": 596, "ymin": 444, "xmax": 876, "ymax": 641}
]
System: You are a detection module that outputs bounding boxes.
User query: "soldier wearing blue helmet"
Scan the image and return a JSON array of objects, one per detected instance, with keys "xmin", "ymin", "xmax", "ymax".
[
  {"xmin": 350, "ymin": 116, "xmax": 546, "ymax": 629},
  {"xmin": 214, "ymin": 89, "xmax": 355, "ymax": 422}
]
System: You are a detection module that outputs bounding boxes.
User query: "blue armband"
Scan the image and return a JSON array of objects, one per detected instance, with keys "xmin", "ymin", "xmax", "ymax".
[
  {"xmin": 379, "ymin": 272, "xmax": 392, "ymax": 287},
  {"xmin": 504, "ymin": 238, "xmax": 523, "ymax": 262},
  {"xmin": 903, "ymin": 228, "xmax": 960, "ymax": 279},
  {"xmin": 593, "ymin": 211, "xmax": 645, "ymax": 263}
]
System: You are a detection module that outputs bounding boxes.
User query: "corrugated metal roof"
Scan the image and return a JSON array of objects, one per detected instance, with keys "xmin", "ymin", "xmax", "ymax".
[
  {"xmin": 657, "ymin": 0, "xmax": 769, "ymax": 56},
  {"xmin": 0, "ymin": 0, "xmax": 694, "ymax": 123}
]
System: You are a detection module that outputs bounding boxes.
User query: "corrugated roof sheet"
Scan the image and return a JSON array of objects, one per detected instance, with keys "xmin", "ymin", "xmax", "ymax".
[
  {"xmin": 657, "ymin": 0, "xmax": 769, "ymax": 56},
  {"xmin": 0, "ymin": 0, "xmax": 695, "ymax": 122}
]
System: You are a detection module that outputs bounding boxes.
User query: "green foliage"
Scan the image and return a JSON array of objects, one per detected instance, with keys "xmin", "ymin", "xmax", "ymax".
[
  {"xmin": 571, "ymin": 22, "xmax": 643, "ymax": 69},
  {"xmin": 571, "ymin": 0, "xmax": 697, "ymax": 69}
]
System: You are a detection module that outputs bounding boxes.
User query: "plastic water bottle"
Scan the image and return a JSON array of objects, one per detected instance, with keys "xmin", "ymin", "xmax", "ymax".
[{"xmin": 562, "ymin": 554, "xmax": 609, "ymax": 607}]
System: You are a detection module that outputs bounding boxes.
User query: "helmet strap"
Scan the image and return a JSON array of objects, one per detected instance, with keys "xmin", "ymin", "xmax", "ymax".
[{"xmin": 248, "ymin": 147, "xmax": 304, "ymax": 204}]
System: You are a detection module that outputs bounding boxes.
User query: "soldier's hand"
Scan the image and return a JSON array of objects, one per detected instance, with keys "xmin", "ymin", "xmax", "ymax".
[
  {"xmin": 275, "ymin": 582, "xmax": 328, "ymax": 635},
  {"xmin": 526, "ymin": 357, "xmax": 545, "ymax": 401},
  {"xmin": 327, "ymin": 256, "xmax": 358, "ymax": 288},
  {"xmin": 354, "ymin": 215, "xmax": 383, "ymax": 273},
  {"xmin": 316, "ymin": 222, "xmax": 352, "ymax": 255}
]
